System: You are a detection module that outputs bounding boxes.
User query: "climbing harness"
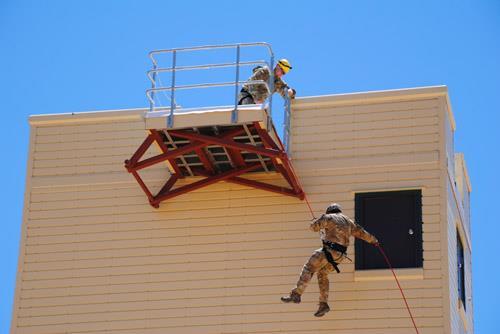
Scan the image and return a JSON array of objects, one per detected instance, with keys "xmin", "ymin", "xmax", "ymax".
[
  {"xmin": 238, "ymin": 88, "xmax": 255, "ymax": 105},
  {"xmin": 321, "ymin": 240, "xmax": 347, "ymax": 273}
]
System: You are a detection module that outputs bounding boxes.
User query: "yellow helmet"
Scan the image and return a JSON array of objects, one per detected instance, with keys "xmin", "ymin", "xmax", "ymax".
[{"xmin": 277, "ymin": 58, "xmax": 293, "ymax": 74}]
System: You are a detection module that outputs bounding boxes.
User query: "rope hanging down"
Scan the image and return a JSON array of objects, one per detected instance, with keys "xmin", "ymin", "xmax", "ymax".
[
  {"xmin": 286, "ymin": 158, "xmax": 419, "ymax": 333},
  {"xmin": 283, "ymin": 156, "xmax": 316, "ymax": 219},
  {"xmin": 376, "ymin": 244, "xmax": 420, "ymax": 334}
]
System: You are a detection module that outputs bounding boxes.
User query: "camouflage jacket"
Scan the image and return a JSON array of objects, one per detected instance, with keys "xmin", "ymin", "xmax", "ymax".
[
  {"xmin": 310, "ymin": 213, "xmax": 378, "ymax": 247},
  {"xmin": 242, "ymin": 66, "xmax": 291, "ymax": 103}
]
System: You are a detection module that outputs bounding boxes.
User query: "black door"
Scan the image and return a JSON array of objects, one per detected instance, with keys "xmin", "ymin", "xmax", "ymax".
[
  {"xmin": 355, "ymin": 190, "xmax": 423, "ymax": 270},
  {"xmin": 457, "ymin": 232, "xmax": 466, "ymax": 309}
]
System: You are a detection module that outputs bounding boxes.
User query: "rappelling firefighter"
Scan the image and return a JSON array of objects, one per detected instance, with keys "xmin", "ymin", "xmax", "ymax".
[
  {"xmin": 238, "ymin": 58, "xmax": 296, "ymax": 105},
  {"xmin": 281, "ymin": 203, "xmax": 379, "ymax": 317}
]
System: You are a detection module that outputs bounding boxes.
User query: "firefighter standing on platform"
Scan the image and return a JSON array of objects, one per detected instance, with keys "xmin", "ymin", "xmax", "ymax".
[
  {"xmin": 238, "ymin": 59, "xmax": 296, "ymax": 105},
  {"xmin": 281, "ymin": 203, "xmax": 379, "ymax": 317}
]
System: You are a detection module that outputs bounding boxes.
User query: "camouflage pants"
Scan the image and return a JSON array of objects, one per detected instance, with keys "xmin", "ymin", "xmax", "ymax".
[{"xmin": 291, "ymin": 248, "xmax": 342, "ymax": 303}]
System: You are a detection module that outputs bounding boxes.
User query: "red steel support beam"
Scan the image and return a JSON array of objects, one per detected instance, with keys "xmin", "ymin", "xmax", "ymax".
[
  {"xmin": 156, "ymin": 174, "xmax": 179, "ymax": 199},
  {"xmin": 152, "ymin": 162, "xmax": 262, "ymax": 205},
  {"xmin": 125, "ymin": 134, "xmax": 155, "ymax": 170},
  {"xmin": 193, "ymin": 168, "xmax": 301, "ymax": 199},
  {"xmin": 195, "ymin": 148, "xmax": 215, "ymax": 174},
  {"xmin": 225, "ymin": 148, "xmax": 246, "ymax": 167},
  {"xmin": 195, "ymin": 167, "xmax": 298, "ymax": 198},
  {"xmin": 226, "ymin": 124, "xmax": 253, "ymax": 167},
  {"xmin": 132, "ymin": 141, "xmax": 206, "ymax": 171},
  {"xmin": 259, "ymin": 121, "xmax": 286, "ymax": 151},
  {"xmin": 190, "ymin": 127, "xmax": 248, "ymax": 170},
  {"xmin": 253, "ymin": 122, "xmax": 280, "ymax": 171},
  {"xmin": 253, "ymin": 122, "xmax": 280, "ymax": 150},
  {"xmin": 275, "ymin": 163, "xmax": 296, "ymax": 190},
  {"xmin": 131, "ymin": 171, "xmax": 155, "ymax": 203},
  {"xmin": 189, "ymin": 128, "xmax": 248, "ymax": 173},
  {"xmin": 254, "ymin": 122, "xmax": 303, "ymax": 196},
  {"xmin": 278, "ymin": 156, "xmax": 303, "ymax": 196},
  {"xmin": 169, "ymin": 130, "xmax": 284, "ymax": 159},
  {"xmin": 129, "ymin": 127, "xmax": 247, "ymax": 172},
  {"xmin": 226, "ymin": 176, "xmax": 300, "ymax": 198},
  {"xmin": 196, "ymin": 127, "xmax": 248, "ymax": 171},
  {"xmin": 126, "ymin": 123, "xmax": 305, "ymax": 207},
  {"xmin": 255, "ymin": 126, "xmax": 295, "ymax": 190},
  {"xmin": 149, "ymin": 129, "xmax": 184, "ymax": 177}
]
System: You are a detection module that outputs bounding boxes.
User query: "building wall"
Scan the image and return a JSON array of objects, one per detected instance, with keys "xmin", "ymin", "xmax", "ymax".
[
  {"xmin": 11, "ymin": 87, "xmax": 468, "ymax": 333},
  {"xmin": 292, "ymin": 90, "xmax": 445, "ymax": 333},
  {"xmin": 443, "ymin": 111, "xmax": 474, "ymax": 334},
  {"xmin": 455, "ymin": 154, "xmax": 471, "ymax": 239}
]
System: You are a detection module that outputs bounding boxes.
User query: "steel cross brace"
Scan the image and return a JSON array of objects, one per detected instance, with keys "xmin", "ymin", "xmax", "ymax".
[
  {"xmin": 125, "ymin": 127, "xmax": 246, "ymax": 207},
  {"xmin": 253, "ymin": 122, "xmax": 304, "ymax": 198},
  {"xmin": 192, "ymin": 168, "xmax": 299, "ymax": 198},
  {"xmin": 125, "ymin": 124, "xmax": 304, "ymax": 208}
]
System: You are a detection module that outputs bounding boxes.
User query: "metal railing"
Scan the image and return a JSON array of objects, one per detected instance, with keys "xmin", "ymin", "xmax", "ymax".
[
  {"xmin": 283, "ymin": 93, "xmax": 292, "ymax": 155},
  {"xmin": 146, "ymin": 42, "xmax": 276, "ymax": 128}
]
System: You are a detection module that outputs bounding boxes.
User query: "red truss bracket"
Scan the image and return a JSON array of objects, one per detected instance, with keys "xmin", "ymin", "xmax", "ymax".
[{"xmin": 124, "ymin": 124, "xmax": 304, "ymax": 208}]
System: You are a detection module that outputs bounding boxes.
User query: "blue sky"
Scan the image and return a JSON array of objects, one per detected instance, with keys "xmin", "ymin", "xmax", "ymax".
[{"xmin": 1, "ymin": 0, "xmax": 499, "ymax": 332}]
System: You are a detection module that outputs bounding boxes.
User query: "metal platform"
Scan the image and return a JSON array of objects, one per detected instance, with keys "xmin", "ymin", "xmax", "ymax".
[
  {"xmin": 125, "ymin": 43, "xmax": 302, "ymax": 208},
  {"xmin": 124, "ymin": 119, "xmax": 303, "ymax": 208}
]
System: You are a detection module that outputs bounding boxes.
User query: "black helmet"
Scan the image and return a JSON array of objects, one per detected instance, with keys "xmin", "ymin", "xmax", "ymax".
[{"xmin": 326, "ymin": 203, "xmax": 342, "ymax": 214}]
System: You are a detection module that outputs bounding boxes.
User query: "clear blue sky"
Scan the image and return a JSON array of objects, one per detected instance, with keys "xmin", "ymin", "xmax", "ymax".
[{"xmin": 1, "ymin": 1, "xmax": 499, "ymax": 333}]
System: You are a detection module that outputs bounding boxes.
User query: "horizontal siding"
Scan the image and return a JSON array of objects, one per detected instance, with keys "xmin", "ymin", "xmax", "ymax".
[
  {"xmin": 13, "ymin": 96, "xmax": 447, "ymax": 333},
  {"xmin": 464, "ymin": 243, "xmax": 473, "ymax": 332},
  {"xmin": 292, "ymin": 98, "xmax": 439, "ymax": 116},
  {"xmin": 447, "ymin": 188, "xmax": 462, "ymax": 334},
  {"xmin": 447, "ymin": 178, "xmax": 473, "ymax": 334},
  {"xmin": 16, "ymin": 318, "xmax": 444, "ymax": 334}
]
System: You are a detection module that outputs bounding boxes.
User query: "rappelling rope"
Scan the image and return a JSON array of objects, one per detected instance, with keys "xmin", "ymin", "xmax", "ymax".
[
  {"xmin": 282, "ymin": 155, "xmax": 315, "ymax": 219},
  {"xmin": 376, "ymin": 244, "xmax": 420, "ymax": 334},
  {"xmin": 303, "ymin": 192, "xmax": 316, "ymax": 220},
  {"xmin": 285, "ymin": 156, "xmax": 419, "ymax": 333}
]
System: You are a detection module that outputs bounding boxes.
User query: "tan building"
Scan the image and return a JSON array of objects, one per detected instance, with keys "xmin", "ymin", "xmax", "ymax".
[{"xmin": 11, "ymin": 85, "xmax": 472, "ymax": 333}]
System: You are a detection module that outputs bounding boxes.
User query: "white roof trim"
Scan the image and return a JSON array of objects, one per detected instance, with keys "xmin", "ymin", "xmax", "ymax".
[
  {"xmin": 293, "ymin": 85, "xmax": 456, "ymax": 132},
  {"xmin": 293, "ymin": 85, "xmax": 448, "ymax": 106},
  {"xmin": 29, "ymin": 108, "xmax": 146, "ymax": 126},
  {"xmin": 29, "ymin": 104, "xmax": 268, "ymax": 127}
]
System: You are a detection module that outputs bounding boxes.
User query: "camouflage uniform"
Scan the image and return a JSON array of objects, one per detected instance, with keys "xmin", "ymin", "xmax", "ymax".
[
  {"xmin": 282, "ymin": 205, "xmax": 378, "ymax": 316},
  {"xmin": 238, "ymin": 66, "xmax": 294, "ymax": 104}
]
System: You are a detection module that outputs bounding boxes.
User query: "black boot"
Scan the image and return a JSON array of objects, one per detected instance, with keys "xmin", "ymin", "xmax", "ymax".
[
  {"xmin": 280, "ymin": 291, "xmax": 301, "ymax": 304},
  {"xmin": 314, "ymin": 302, "xmax": 330, "ymax": 317}
]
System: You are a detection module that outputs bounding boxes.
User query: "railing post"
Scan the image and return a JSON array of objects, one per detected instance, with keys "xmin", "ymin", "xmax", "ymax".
[
  {"xmin": 150, "ymin": 60, "xmax": 157, "ymax": 114},
  {"xmin": 167, "ymin": 50, "xmax": 177, "ymax": 128},
  {"xmin": 283, "ymin": 94, "xmax": 291, "ymax": 155},
  {"xmin": 232, "ymin": 45, "xmax": 241, "ymax": 124},
  {"xmin": 267, "ymin": 55, "xmax": 275, "ymax": 131},
  {"xmin": 147, "ymin": 44, "xmax": 276, "ymax": 129}
]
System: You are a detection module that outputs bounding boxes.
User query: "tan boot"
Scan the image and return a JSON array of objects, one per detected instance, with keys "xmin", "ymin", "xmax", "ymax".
[
  {"xmin": 280, "ymin": 291, "xmax": 301, "ymax": 304},
  {"xmin": 314, "ymin": 302, "xmax": 330, "ymax": 317}
]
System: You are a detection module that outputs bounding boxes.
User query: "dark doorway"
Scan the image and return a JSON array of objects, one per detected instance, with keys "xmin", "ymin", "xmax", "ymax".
[
  {"xmin": 355, "ymin": 190, "xmax": 423, "ymax": 270},
  {"xmin": 457, "ymin": 231, "xmax": 466, "ymax": 310}
]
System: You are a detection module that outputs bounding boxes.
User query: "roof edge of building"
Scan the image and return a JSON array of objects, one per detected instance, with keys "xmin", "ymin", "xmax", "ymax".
[
  {"xmin": 293, "ymin": 85, "xmax": 456, "ymax": 131},
  {"xmin": 29, "ymin": 86, "xmax": 457, "ymax": 130},
  {"xmin": 293, "ymin": 85, "xmax": 447, "ymax": 105},
  {"xmin": 29, "ymin": 108, "xmax": 147, "ymax": 126}
]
